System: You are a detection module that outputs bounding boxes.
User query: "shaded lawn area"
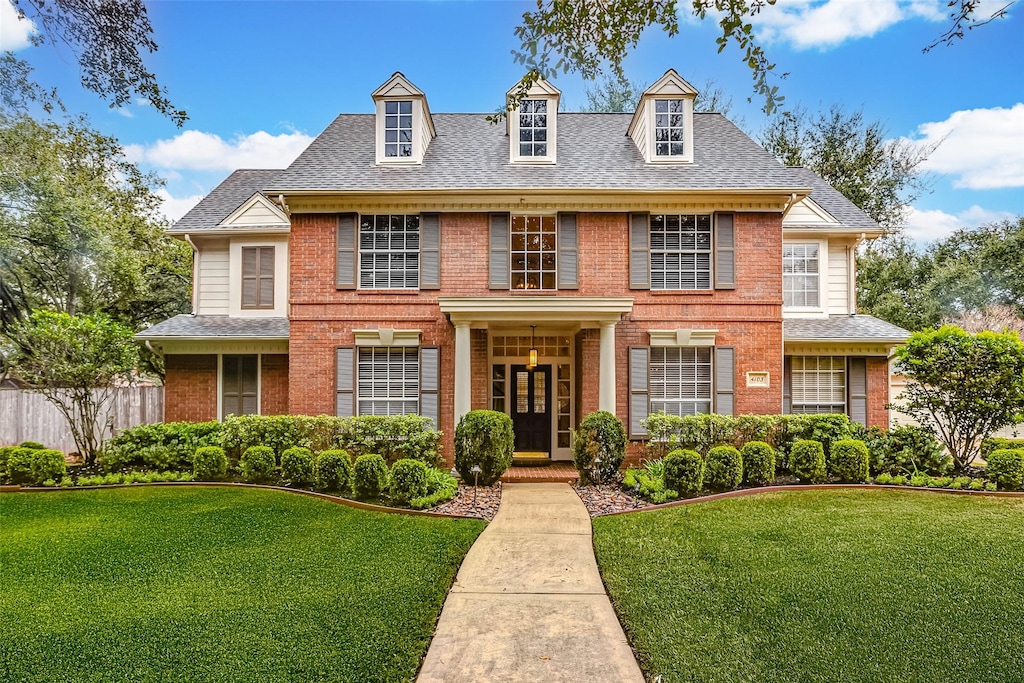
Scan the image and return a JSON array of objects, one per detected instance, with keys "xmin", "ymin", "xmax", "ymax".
[
  {"xmin": 593, "ymin": 489, "xmax": 1024, "ymax": 682},
  {"xmin": 0, "ymin": 487, "xmax": 485, "ymax": 683}
]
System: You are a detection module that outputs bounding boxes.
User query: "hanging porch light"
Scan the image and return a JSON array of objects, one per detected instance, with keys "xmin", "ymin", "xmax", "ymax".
[{"xmin": 527, "ymin": 325, "xmax": 538, "ymax": 371}]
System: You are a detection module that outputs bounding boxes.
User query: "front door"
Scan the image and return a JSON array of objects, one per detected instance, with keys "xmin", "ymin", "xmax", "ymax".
[{"xmin": 511, "ymin": 364, "xmax": 552, "ymax": 454}]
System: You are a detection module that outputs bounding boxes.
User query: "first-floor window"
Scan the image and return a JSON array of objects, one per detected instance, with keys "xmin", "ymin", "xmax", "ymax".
[
  {"xmin": 791, "ymin": 356, "xmax": 845, "ymax": 413},
  {"xmin": 357, "ymin": 347, "xmax": 419, "ymax": 416},
  {"xmin": 649, "ymin": 346, "xmax": 712, "ymax": 416},
  {"xmin": 222, "ymin": 354, "xmax": 258, "ymax": 417}
]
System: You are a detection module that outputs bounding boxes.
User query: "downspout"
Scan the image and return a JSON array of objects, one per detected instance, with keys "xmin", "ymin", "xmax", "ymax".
[
  {"xmin": 184, "ymin": 234, "xmax": 199, "ymax": 315},
  {"xmin": 848, "ymin": 232, "xmax": 867, "ymax": 315}
]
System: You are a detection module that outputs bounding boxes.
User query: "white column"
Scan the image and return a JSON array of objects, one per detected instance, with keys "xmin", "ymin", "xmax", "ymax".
[
  {"xmin": 599, "ymin": 322, "xmax": 616, "ymax": 413},
  {"xmin": 454, "ymin": 322, "xmax": 472, "ymax": 424}
]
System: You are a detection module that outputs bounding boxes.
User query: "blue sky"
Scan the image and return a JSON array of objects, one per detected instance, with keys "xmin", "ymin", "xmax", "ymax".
[{"xmin": 2, "ymin": 0, "xmax": 1021, "ymax": 242}]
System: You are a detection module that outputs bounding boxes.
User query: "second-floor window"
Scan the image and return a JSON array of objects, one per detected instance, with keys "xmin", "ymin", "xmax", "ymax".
[
  {"xmin": 518, "ymin": 99, "xmax": 548, "ymax": 157},
  {"xmin": 511, "ymin": 215, "xmax": 556, "ymax": 290},
  {"xmin": 654, "ymin": 99, "xmax": 685, "ymax": 157},
  {"xmin": 783, "ymin": 243, "xmax": 820, "ymax": 308},
  {"xmin": 650, "ymin": 346, "xmax": 713, "ymax": 416},
  {"xmin": 384, "ymin": 101, "xmax": 413, "ymax": 157},
  {"xmin": 359, "ymin": 215, "xmax": 420, "ymax": 289},
  {"xmin": 241, "ymin": 246, "xmax": 274, "ymax": 309},
  {"xmin": 650, "ymin": 214, "xmax": 712, "ymax": 290}
]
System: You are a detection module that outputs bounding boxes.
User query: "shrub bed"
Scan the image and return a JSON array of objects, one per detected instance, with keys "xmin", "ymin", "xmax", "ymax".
[
  {"xmin": 791, "ymin": 440, "xmax": 826, "ymax": 483},
  {"xmin": 830, "ymin": 439, "xmax": 870, "ymax": 483},
  {"xmin": 410, "ymin": 468, "xmax": 459, "ymax": 510},
  {"xmin": 280, "ymin": 447, "xmax": 314, "ymax": 487},
  {"xmin": 101, "ymin": 421, "xmax": 221, "ymax": 472},
  {"xmin": 705, "ymin": 445, "xmax": 743, "ymax": 491},
  {"xmin": 454, "ymin": 410, "xmax": 513, "ymax": 485},
  {"xmin": 573, "ymin": 411, "xmax": 627, "ymax": 484},
  {"xmin": 7, "ymin": 447, "xmax": 66, "ymax": 486},
  {"xmin": 663, "ymin": 449, "xmax": 704, "ymax": 496},
  {"xmin": 742, "ymin": 441, "xmax": 776, "ymax": 486},
  {"xmin": 986, "ymin": 449, "xmax": 1024, "ymax": 491},
  {"xmin": 193, "ymin": 446, "xmax": 228, "ymax": 481},
  {"xmin": 313, "ymin": 450, "xmax": 352, "ymax": 493},
  {"xmin": 390, "ymin": 459, "xmax": 429, "ymax": 505},
  {"xmin": 240, "ymin": 446, "xmax": 277, "ymax": 483},
  {"xmin": 353, "ymin": 454, "xmax": 389, "ymax": 501}
]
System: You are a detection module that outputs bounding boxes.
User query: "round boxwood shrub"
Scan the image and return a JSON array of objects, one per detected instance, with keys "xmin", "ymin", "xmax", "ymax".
[
  {"xmin": 791, "ymin": 440, "xmax": 827, "ymax": 483},
  {"xmin": 193, "ymin": 446, "xmax": 228, "ymax": 480},
  {"xmin": 663, "ymin": 449, "xmax": 704, "ymax": 496},
  {"xmin": 705, "ymin": 445, "xmax": 743, "ymax": 491},
  {"xmin": 830, "ymin": 439, "xmax": 870, "ymax": 483},
  {"xmin": 19, "ymin": 441, "xmax": 45, "ymax": 450},
  {"xmin": 572, "ymin": 410, "xmax": 627, "ymax": 485},
  {"xmin": 390, "ymin": 458, "xmax": 429, "ymax": 505},
  {"xmin": 987, "ymin": 448, "xmax": 1024, "ymax": 491},
  {"xmin": 281, "ymin": 446, "xmax": 314, "ymax": 486},
  {"xmin": 454, "ymin": 410, "xmax": 514, "ymax": 486},
  {"xmin": 353, "ymin": 453, "xmax": 389, "ymax": 501},
  {"xmin": 313, "ymin": 449, "xmax": 352, "ymax": 493},
  {"xmin": 7, "ymin": 447, "xmax": 66, "ymax": 486},
  {"xmin": 240, "ymin": 445, "xmax": 277, "ymax": 483},
  {"xmin": 742, "ymin": 441, "xmax": 776, "ymax": 486}
]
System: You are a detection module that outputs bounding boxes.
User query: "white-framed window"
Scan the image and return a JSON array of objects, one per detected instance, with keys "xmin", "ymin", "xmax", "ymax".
[
  {"xmin": 650, "ymin": 214, "xmax": 712, "ymax": 290},
  {"xmin": 384, "ymin": 101, "xmax": 413, "ymax": 158},
  {"xmin": 791, "ymin": 356, "xmax": 845, "ymax": 414},
  {"xmin": 783, "ymin": 243, "xmax": 821, "ymax": 308},
  {"xmin": 518, "ymin": 99, "xmax": 549, "ymax": 157},
  {"xmin": 650, "ymin": 346, "xmax": 713, "ymax": 415},
  {"xmin": 654, "ymin": 99, "xmax": 686, "ymax": 157},
  {"xmin": 510, "ymin": 215, "xmax": 557, "ymax": 290},
  {"xmin": 357, "ymin": 347, "xmax": 419, "ymax": 416},
  {"xmin": 359, "ymin": 214, "xmax": 420, "ymax": 289}
]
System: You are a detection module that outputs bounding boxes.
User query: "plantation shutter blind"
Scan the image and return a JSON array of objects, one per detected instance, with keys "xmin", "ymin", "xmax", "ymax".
[
  {"xmin": 336, "ymin": 213, "xmax": 357, "ymax": 289},
  {"xmin": 714, "ymin": 347, "xmax": 735, "ymax": 416},
  {"xmin": 420, "ymin": 347, "xmax": 439, "ymax": 427},
  {"xmin": 420, "ymin": 213, "xmax": 441, "ymax": 289},
  {"xmin": 629, "ymin": 213, "xmax": 650, "ymax": 289},
  {"xmin": 848, "ymin": 357, "xmax": 868, "ymax": 425},
  {"xmin": 335, "ymin": 347, "xmax": 355, "ymax": 417},
  {"xmin": 557, "ymin": 212, "xmax": 579, "ymax": 289},
  {"xmin": 489, "ymin": 213, "xmax": 510, "ymax": 289},
  {"xmin": 222, "ymin": 355, "xmax": 258, "ymax": 417},
  {"xmin": 782, "ymin": 356, "xmax": 793, "ymax": 414},
  {"xmin": 629, "ymin": 347, "xmax": 650, "ymax": 438},
  {"xmin": 714, "ymin": 213, "xmax": 736, "ymax": 289}
]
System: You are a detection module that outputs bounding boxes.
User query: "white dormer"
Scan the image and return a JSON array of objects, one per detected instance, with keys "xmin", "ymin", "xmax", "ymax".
[
  {"xmin": 372, "ymin": 72, "xmax": 436, "ymax": 165},
  {"xmin": 217, "ymin": 192, "xmax": 291, "ymax": 229},
  {"xmin": 627, "ymin": 69, "xmax": 698, "ymax": 164},
  {"xmin": 507, "ymin": 78, "xmax": 560, "ymax": 164}
]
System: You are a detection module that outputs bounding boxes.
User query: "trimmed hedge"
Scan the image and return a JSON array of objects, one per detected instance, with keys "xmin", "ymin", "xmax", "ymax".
[
  {"xmin": 241, "ymin": 446, "xmax": 277, "ymax": 483},
  {"xmin": 791, "ymin": 440, "xmax": 827, "ymax": 483},
  {"xmin": 353, "ymin": 454, "xmax": 389, "ymax": 501},
  {"xmin": 705, "ymin": 445, "xmax": 743, "ymax": 491},
  {"xmin": 987, "ymin": 449, "xmax": 1024, "ymax": 491},
  {"xmin": 281, "ymin": 447, "xmax": 314, "ymax": 486},
  {"xmin": 858, "ymin": 424, "xmax": 951, "ymax": 476},
  {"xmin": 573, "ymin": 411, "xmax": 627, "ymax": 484},
  {"xmin": 313, "ymin": 450, "xmax": 352, "ymax": 493},
  {"xmin": 830, "ymin": 440, "xmax": 870, "ymax": 483},
  {"xmin": 390, "ymin": 459, "xmax": 429, "ymax": 505},
  {"xmin": 7, "ymin": 447, "xmax": 66, "ymax": 486},
  {"xmin": 742, "ymin": 441, "xmax": 776, "ymax": 486},
  {"xmin": 663, "ymin": 449, "xmax": 704, "ymax": 496},
  {"xmin": 454, "ymin": 410, "xmax": 514, "ymax": 486},
  {"xmin": 101, "ymin": 421, "xmax": 222, "ymax": 472},
  {"xmin": 982, "ymin": 437, "xmax": 1024, "ymax": 462},
  {"xmin": 192, "ymin": 446, "xmax": 227, "ymax": 481}
]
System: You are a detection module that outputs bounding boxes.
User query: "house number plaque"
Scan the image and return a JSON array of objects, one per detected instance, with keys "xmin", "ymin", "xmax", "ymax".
[{"xmin": 746, "ymin": 372, "xmax": 770, "ymax": 388}]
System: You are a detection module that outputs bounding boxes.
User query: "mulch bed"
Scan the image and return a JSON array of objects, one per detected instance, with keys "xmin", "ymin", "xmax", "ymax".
[
  {"xmin": 431, "ymin": 482, "xmax": 503, "ymax": 521},
  {"xmin": 574, "ymin": 483, "xmax": 651, "ymax": 517}
]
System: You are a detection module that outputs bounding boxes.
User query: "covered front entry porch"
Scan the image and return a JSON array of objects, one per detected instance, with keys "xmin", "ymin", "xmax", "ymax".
[{"xmin": 439, "ymin": 297, "xmax": 634, "ymax": 462}]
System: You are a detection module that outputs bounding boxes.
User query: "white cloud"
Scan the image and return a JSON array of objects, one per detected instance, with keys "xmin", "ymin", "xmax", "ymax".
[
  {"xmin": 904, "ymin": 103, "xmax": 1024, "ymax": 190},
  {"xmin": 116, "ymin": 108, "xmax": 135, "ymax": 119},
  {"xmin": 904, "ymin": 204, "xmax": 1015, "ymax": 243},
  {"xmin": 135, "ymin": 129, "xmax": 314, "ymax": 172},
  {"xmin": 0, "ymin": 0, "xmax": 36, "ymax": 51},
  {"xmin": 753, "ymin": 0, "xmax": 943, "ymax": 50},
  {"xmin": 155, "ymin": 188, "xmax": 205, "ymax": 222}
]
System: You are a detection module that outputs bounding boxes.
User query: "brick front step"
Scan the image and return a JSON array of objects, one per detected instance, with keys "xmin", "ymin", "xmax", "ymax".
[{"xmin": 502, "ymin": 463, "xmax": 579, "ymax": 484}]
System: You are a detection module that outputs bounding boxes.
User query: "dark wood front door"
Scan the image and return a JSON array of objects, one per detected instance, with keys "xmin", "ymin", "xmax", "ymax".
[{"xmin": 511, "ymin": 364, "xmax": 552, "ymax": 453}]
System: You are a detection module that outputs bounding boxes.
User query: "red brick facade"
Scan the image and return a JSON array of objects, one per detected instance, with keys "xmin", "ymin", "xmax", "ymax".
[
  {"xmin": 165, "ymin": 354, "xmax": 217, "ymax": 422},
  {"xmin": 261, "ymin": 354, "xmax": 290, "ymax": 416}
]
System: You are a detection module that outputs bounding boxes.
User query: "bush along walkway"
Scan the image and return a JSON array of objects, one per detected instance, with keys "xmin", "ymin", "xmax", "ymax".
[{"xmin": 417, "ymin": 483, "xmax": 644, "ymax": 683}]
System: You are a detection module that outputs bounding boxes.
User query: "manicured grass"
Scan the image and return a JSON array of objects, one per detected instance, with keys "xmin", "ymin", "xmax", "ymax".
[
  {"xmin": 593, "ymin": 489, "xmax": 1024, "ymax": 682},
  {"xmin": 0, "ymin": 487, "xmax": 485, "ymax": 683}
]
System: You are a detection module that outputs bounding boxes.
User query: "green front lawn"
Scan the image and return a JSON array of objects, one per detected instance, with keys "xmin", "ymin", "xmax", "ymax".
[
  {"xmin": 0, "ymin": 487, "xmax": 485, "ymax": 683},
  {"xmin": 593, "ymin": 489, "xmax": 1024, "ymax": 682}
]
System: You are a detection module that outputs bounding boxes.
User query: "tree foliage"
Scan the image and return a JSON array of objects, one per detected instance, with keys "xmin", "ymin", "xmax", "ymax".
[
  {"xmin": 3, "ymin": 0, "xmax": 186, "ymax": 124},
  {"xmin": 9, "ymin": 310, "xmax": 140, "ymax": 463},
  {"xmin": 892, "ymin": 326, "xmax": 1024, "ymax": 470},
  {"xmin": 581, "ymin": 75, "xmax": 646, "ymax": 113}
]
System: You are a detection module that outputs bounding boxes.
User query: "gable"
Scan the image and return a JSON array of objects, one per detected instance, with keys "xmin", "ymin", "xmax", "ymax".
[
  {"xmin": 218, "ymin": 193, "xmax": 290, "ymax": 228},
  {"xmin": 783, "ymin": 197, "xmax": 840, "ymax": 227},
  {"xmin": 371, "ymin": 72, "xmax": 425, "ymax": 99}
]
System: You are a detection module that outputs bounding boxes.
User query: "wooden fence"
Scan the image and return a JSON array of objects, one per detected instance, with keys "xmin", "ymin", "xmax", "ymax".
[{"xmin": 0, "ymin": 386, "xmax": 164, "ymax": 454}]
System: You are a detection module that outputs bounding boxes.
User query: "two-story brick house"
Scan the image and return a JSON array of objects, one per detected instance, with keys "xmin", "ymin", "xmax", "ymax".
[{"xmin": 139, "ymin": 70, "xmax": 909, "ymax": 465}]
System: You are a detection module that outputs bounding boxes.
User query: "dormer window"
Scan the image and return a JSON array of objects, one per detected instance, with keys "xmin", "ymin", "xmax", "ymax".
[
  {"xmin": 628, "ymin": 69, "xmax": 697, "ymax": 164},
  {"xmin": 384, "ymin": 101, "xmax": 413, "ymax": 158},
  {"xmin": 518, "ymin": 100, "xmax": 548, "ymax": 157},
  {"xmin": 507, "ymin": 78, "xmax": 560, "ymax": 164},
  {"xmin": 654, "ymin": 99, "xmax": 685, "ymax": 157}
]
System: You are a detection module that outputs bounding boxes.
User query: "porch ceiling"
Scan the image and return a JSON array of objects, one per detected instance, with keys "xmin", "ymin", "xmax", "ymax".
[{"xmin": 438, "ymin": 296, "xmax": 634, "ymax": 326}]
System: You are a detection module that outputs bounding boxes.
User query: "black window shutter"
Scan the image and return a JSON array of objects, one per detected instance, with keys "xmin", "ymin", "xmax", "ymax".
[
  {"xmin": 336, "ymin": 214, "xmax": 357, "ymax": 289},
  {"xmin": 557, "ymin": 212, "xmax": 578, "ymax": 289},
  {"xmin": 629, "ymin": 213, "xmax": 650, "ymax": 289},
  {"xmin": 848, "ymin": 357, "xmax": 868, "ymax": 425},
  {"xmin": 336, "ymin": 347, "xmax": 355, "ymax": 417},
  {"xmin": 420, "ymin": 213, "xmax": 441, "ymax": 290},
  {"xmin": 489, "ymin": 213, "xmax": 510, "ymax": 289},
  {"xmin": 714, "ymin": 213, "xmax": 736, "ymax": 290},
  {"xmin": 714, "ymin": 347, "xmax": 735, "ymax": 416},
  {"xmin": 782, "ymin": 356, "xmax": 793, "ymax": 414},
  {"xmin": 420, "ymin": 347, "xmax": 440, "ymax": 427},
  {"xmin": 629, "ymin": 347, "xmax": 650, "ymax": 438}
]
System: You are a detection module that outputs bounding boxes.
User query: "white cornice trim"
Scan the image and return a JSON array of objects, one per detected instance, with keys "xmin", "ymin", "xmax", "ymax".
[
  {"xmin": 648, "ymin": 329, "xmax": 718, "ymax": 347},
  {"xmin": 353, "ymin": 328, "xmax": 422, "ymax": 347},
  {"xmin": 438, "ymin": 296, "xmax": 634, "ymax": 325}
]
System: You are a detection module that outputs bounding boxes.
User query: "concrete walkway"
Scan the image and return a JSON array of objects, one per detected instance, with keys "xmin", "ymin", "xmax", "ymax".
[{"xmin": 417, "ymin": 483, "xmax": 645, "ymax": 683}]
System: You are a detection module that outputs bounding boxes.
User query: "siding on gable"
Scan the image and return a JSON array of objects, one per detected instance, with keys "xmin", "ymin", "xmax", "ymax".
[
  {"xmin": 197, "ymin": 240, "xmax": 230, "ymax": 315},
  {"xmin": 827, "ymin": 240, "xmax": 849, "ymax": 315},
  {"xmin": 783, "ymin": 198, "xmax": 837, "ymax": 226},
  {"xmin": 226, "ymin": 200, "xmax": 286, "ymax": 226}
]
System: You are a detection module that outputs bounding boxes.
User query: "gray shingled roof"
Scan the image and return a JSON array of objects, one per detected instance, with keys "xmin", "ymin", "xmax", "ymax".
[
  {"xmin": 266, "ymin": 113, "xmax": 809, "ymax": 193},
  {"xmin": 171, "ymin": 169, "xmax": 282, "ymax": 234},
  {"xmin": 786, "ymin": 166, "xmax": 879, "ymax": 230},
  {"xmin": 137, "ymin": 315, "xmax": 289, "ymax": 339},
  {"xmin": 784, "ymin": 315, "xmax": 909, "ymax": 342}
]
